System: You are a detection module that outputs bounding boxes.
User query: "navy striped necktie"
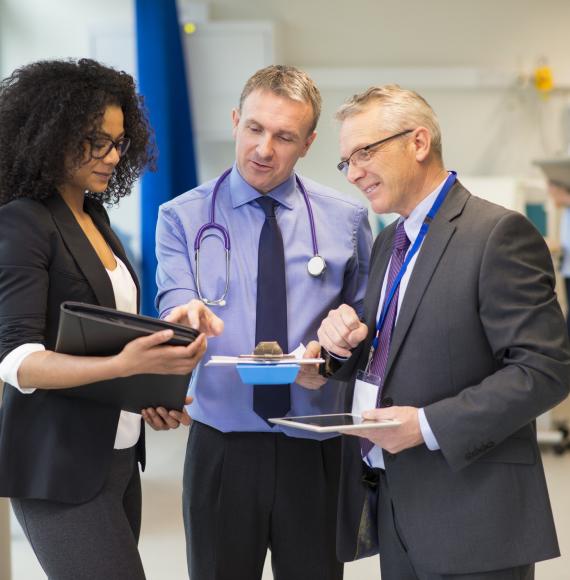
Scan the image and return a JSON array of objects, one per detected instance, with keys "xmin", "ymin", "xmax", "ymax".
[{"xmin": 253, "ymin": 196, "xmax": 290, "ymax": 423}]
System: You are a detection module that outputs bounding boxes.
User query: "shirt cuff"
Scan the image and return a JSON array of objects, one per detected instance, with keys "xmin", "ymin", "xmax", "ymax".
[
  {"xmin": 418, "ymin": 407, "xmax": 440, "ymax": 451},
  {"xmin": 0, "ymin": 343, "xmax": 45, "ymax": 393}
]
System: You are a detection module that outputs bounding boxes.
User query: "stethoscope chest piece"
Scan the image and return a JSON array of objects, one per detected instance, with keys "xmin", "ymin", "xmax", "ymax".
[{"xmin": 307, "ymin": 254, "xmax": 326, "ymax": 277}]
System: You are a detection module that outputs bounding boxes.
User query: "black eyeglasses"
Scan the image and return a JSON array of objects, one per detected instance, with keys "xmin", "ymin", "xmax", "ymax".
[
  {"xmin": 86, "ymin": 136, "xmax": 131, "ymax": 160},
  {"xmin": 337, "ymin": 129, "xmax": 414, "ymax": 174}
]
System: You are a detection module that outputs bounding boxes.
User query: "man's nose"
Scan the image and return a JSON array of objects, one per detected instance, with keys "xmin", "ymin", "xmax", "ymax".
[
  {"xmin": 346, "ymin": 161, "xmax": 364, "ymax": 184},
  {"xmin": 256, "ymin": 136, "xmax": 273, "ymax": 159}
]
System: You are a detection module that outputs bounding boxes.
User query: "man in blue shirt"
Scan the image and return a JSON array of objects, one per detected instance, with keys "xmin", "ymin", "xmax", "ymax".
[{"xmin": 148, "ymin": 66, "xmax": 372, "ymax": 580}]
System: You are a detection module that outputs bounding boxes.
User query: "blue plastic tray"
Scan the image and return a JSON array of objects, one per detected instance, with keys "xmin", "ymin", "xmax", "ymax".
[{"xmin": 236, "ymin": 363, "xmax": 300, "ymax": 385}]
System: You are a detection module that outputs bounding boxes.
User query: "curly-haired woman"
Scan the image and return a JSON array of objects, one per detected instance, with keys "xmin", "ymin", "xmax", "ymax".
[{"xmin": 0, "ymin": 59, "xmax": 208, "ymax": 579}]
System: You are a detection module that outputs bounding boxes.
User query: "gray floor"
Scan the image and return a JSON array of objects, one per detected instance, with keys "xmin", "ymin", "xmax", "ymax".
[{"xmin": 8, "ymin": 426, "xmax": 570, "ymax": 580}]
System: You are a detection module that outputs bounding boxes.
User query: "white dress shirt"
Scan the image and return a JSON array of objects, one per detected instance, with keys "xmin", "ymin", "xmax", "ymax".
[
  {"xmin": 0, "ymin": 255, "xmax": 141, "ymax": 449},
  {"xmin": 359, "ymin": 176, "xmax": 448, "ymax": 469}
]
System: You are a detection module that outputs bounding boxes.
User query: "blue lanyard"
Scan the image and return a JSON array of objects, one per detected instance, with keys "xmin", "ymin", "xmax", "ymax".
[{"xmin": 371, "ymin": 172, "xmax": 457, "ymax": 352}]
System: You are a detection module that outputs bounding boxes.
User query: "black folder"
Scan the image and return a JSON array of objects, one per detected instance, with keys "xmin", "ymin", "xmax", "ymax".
[{"xmin": 54, "ymin": 302, "xmax": 199, "ymax": 413}]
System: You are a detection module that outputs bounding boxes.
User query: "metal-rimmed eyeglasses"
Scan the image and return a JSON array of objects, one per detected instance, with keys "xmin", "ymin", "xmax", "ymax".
[
  {"xmin": 86, "ymin": 136, "xmax": 131, "ymax": 160},
  {"xmin": 337, "ymin": 129, "xmax": 414, "ymax": 174}
]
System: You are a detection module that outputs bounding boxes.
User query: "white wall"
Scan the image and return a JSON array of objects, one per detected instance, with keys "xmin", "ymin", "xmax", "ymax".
[
  {"xmin": 175, "ymin": 0, "xmax": 570, "ymax": 228},
  {"xmin": 209, "ymin": 0, "xmax": 569, "ymax": 71},
  {"xmin": 0, "ymin": 0, "xmax": 134, "ymax": 74}
]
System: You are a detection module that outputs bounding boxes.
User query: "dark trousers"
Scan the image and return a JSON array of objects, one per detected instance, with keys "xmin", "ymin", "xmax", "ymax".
[
  {"xmin": 11, "ymin": 447, "xmax": 145, "ymax": 580},
  {"xmin": 375, "ymin": 469, "xmax": 534, "ymax": 580},
  {"xmin": 183, "ymin": 421, "xmax": 344, "ymax": 580}
]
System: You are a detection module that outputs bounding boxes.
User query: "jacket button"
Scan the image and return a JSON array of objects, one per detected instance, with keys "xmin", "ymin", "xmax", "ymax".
[{"xmin": 381, "ymin": 397, "xmax": 393, "ymax": 407}]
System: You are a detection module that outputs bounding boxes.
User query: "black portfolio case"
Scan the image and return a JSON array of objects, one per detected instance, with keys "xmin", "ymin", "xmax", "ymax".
[{"xmin": 54, "ymin": 302, "xmax": 199, "ymax": 412}]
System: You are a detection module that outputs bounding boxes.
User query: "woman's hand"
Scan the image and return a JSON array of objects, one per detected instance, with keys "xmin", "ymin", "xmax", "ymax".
[
  {"xmin": 114, "ymin": 329, "xmax": 207, "ymax": 378},
  {"xmin": 142, "ymin": 396, "xmax": 194, "ymax": 431}
]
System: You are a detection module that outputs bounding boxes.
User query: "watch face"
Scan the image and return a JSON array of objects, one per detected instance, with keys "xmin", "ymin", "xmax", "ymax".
[{"xmin": 307, "ymin": 255, "xmax": 326, "ymax": 277}]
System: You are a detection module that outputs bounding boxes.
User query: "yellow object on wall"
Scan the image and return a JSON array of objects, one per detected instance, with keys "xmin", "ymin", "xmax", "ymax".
[
  {"xmin": 534, "ymin": 64, "xmax": 554, "ymax": 94},
  {"xmin": 183, "ymin": 22, "xmax": 197, "ymax": 35}
]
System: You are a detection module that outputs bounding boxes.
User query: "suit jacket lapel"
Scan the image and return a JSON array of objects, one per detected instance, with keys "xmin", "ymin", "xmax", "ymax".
[
  {"xmin": 44, "ymin": 194, "xmax": 116, "ymax": 309},
  {"xmin": 382, "ymin": 183, "xmax": 470, "ymax": 382},
  {"xmin": 365, "ymin": 229, "xmax": 394, "ymax": 328},
  {"xmin": 353, "ymin": 224, "xmax": 396, "ymax": 369}
]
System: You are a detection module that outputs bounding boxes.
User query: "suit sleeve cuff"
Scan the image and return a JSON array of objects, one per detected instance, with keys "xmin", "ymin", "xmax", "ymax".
[
  {"xmin": 0, "ymin": 343, "xmax": 45, "ymax": 393},
  {"xmin": 327, "ymin": 350, "xmax": 349, "ymax": 361},
  {"xmin": 419, "ymin": 407, "xmax": 440, "ymax": 450},
  {"xmin": 318, "ymin": 347, "xmax": 350, "ymax": 379}
]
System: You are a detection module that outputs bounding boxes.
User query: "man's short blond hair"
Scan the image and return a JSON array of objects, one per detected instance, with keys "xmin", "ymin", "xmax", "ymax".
[
  {"xmin": 239, "ymin": 65, "xmax": 322, "ymax": 134},
  {"xmin": 336, "ymin": 85, "xmax": 443, "ymax": 159}
]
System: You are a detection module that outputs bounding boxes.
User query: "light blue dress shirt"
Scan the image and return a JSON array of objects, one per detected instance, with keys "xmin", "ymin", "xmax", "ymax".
[
  {"xmin": 156, "ymin": 165, "xmax": 372, "ymax": 438},
  {"xmin": 365, "ymin": 176, "xmax": 447, "ymax": 468}
]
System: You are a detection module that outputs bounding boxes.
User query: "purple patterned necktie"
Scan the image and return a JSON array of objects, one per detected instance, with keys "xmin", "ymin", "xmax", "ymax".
[{"xmin": 361, "ymin": 221, "xmax": 410, "ymax": 457}]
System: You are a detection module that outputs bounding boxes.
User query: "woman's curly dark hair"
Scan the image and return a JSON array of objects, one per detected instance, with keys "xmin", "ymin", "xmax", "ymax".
[{"xmin": 0, "ymin": 58, "xmax": 156, "ymax": 206}]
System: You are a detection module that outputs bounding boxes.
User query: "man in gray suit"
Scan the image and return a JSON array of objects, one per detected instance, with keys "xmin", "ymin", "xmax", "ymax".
[{"xmin": 300, "ymin": 85, "xmax": 570, "ymax": 579}]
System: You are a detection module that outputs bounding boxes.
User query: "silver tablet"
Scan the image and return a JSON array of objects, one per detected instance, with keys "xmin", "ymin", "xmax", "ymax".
[{"xmin": 269, "ymin": 413, "xmax": 401, "ymax": 433}]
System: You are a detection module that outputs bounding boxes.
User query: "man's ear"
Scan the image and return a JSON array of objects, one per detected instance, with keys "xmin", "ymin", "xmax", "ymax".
[
  {"xmin": 231, "ymin": 108, "xmax": 240, "ymax": 139},
  {"xmin": 412, "ymin": 127, "xmax": 431, "ymax": 162},
  {"xmin": 300, "ymin": 131, "xmax": 317, "ymax": 158}
]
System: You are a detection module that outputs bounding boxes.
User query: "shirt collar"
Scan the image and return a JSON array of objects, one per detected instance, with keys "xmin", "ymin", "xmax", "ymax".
[
  {"xmin": 401, "ymin": 172, "xmax": 450, "ymax": 244},
  {"xmin": 229, "ymin": 163, "xmax": 296, "ymax": 210}
]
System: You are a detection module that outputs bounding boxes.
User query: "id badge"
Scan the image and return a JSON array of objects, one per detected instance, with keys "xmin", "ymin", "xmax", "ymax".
[{"xmin": 351, "ymin": 369, "xmax": 381, "ymax": 416}]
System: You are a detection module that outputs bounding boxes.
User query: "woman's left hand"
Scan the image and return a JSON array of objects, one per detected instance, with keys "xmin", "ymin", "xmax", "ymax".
[{"xmin": 142, "ymin": 396, "xmax": 193, "ymax": 431}]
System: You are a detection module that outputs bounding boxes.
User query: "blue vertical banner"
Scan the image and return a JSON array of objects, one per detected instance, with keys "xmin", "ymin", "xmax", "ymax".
[{"xmin": 135, "ymin": 0, "xmax": 198, "ymax": 315}]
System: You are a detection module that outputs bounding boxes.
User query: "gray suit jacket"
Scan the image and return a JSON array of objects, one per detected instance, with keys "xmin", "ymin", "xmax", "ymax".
[{"xmin": 335, "ymin": 181, "xmax": 570, "ymax": 574}]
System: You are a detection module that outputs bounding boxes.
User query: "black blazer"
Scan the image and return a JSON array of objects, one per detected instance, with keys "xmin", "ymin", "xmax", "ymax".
[{"xmin": 0, "ymin": 194, "xmax": 145, "ymax": 503}]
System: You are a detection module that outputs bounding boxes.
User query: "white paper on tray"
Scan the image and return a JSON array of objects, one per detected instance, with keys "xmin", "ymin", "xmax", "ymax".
[
  {"xmin": 205, "ymin": 356, "xmax": 324, "ymax": 366},
  {"xmin": 205, "ymin": 342, "xmax": 324, "ymax": 366}
]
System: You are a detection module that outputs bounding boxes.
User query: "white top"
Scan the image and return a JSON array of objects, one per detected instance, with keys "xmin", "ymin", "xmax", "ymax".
[{"xmin": 0, "ymin": 255, "xmax": 141, "ymax": 449}]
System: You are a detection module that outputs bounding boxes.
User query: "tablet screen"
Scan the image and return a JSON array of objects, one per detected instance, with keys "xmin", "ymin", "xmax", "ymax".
[
  {"xmin": 272, "ymin": 413, "xmax": 399, "ymax": 432},
  {"xmin": 279, "ymin": 414, "xmax": 363, "ymax": 427}
]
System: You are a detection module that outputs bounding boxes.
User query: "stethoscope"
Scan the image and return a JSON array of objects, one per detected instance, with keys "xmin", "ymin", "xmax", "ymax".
[{"xmin": 194, "ymin": 168, "xmax": 326, "ymax": 306}]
